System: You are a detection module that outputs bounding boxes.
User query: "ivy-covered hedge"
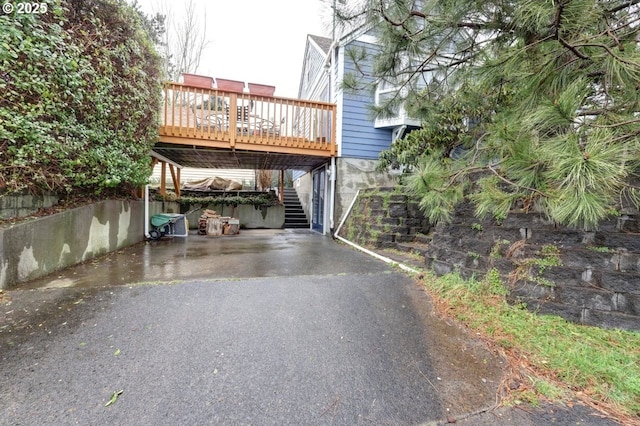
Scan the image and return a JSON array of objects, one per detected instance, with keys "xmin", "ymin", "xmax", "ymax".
[
  {"xmin": 0, "ymin": 0, "xmax": 162, "ymax": 196},
  {"xmin": 159, "ymin": 193, "xmax": 282, "ymax": 207}
]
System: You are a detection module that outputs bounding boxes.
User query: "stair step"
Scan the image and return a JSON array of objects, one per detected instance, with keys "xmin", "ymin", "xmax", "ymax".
[
  {"xmin": 282, "ymin": 189, "xmax": 308, "ymax": 229},
  {"xmin": 285, "ymin": 217, "xmax": 308, "ymax": 223}
]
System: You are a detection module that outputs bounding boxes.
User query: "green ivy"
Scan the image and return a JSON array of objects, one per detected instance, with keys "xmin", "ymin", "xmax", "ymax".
[
  {"xmin": 171, "ymin": 194, "xmax": 281, "ymax": 207},
  {"xmin": 0, "ymin": 0, "xmax": 162, "ymax": 196}
]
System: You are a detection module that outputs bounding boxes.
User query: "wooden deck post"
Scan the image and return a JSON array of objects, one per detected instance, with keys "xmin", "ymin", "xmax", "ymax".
[
  {"xmin": 169, "ymin": 164, "xmax": 180, "ymax": 198},
  {"xmin": 160, "ymin": 161, "xmax": 167, "ymax": 197},
  {"xmin": 228, "ymin": 93, "xmax": 237, "ymax": 148}
]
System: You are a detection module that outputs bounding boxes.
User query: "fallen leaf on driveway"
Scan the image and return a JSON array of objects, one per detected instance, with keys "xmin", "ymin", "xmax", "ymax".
[{"xmin": 105, "ymin": 390, "xmax": 124, "ymax": 407}]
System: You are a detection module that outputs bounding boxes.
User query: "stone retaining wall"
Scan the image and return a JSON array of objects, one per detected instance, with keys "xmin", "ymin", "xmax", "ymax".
[
  {"xmin": 337, "ymin": 188, "xmax": 430, "ymax": 248},
  {"xmin": 425, "ymin": 202, "xmax": 640, "ymax": 331},
  {"xmin": 341, "ymin": 188, "xmax": 640, "ymax": 332}
]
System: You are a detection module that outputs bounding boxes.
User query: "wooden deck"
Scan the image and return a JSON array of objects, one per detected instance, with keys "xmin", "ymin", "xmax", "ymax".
[{"xmin": 159, "ymin": 83, "xmax": 336, "ymax": 158}]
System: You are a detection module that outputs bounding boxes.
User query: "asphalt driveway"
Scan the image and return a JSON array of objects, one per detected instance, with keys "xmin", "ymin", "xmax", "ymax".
[{"xmin": 0, "ymin": 230, "xmax": 618, "ymax": 425}]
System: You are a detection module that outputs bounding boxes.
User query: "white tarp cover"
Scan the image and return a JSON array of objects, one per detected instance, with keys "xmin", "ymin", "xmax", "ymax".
[{"xmin": 182, "ymin": 176, "xmax": 242, "ymax": 191}]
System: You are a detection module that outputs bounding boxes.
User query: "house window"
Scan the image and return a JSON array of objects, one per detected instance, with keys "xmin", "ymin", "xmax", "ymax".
[{"xmin": 375, "ymin": 77, "xmax": 410, "ymax": 118}]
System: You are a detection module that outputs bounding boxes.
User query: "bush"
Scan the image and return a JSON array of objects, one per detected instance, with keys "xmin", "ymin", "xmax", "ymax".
[{"xmin": 0, "ymin": 0, "xmax": 162, "ymax": 196}]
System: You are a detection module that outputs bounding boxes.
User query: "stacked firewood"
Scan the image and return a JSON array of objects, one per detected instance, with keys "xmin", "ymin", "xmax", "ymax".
[{"xmin": 198, "ymin": 209, "xmax": 219, "ymax": 235}]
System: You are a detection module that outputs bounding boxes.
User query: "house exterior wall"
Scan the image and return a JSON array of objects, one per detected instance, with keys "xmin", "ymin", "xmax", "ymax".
[
  {"xmin": 293, "ymin": 32, "xmax": 409, "ymax": 234},
  {"xmin": 340, "ymin": 40, "xmax": 394, "ymax": 159},
  {"xmin": 299, "ymin": 38, "xmax": 330, "ymax": 101},
  {"xmin": 331, "ymin": 37, "xmax": 398, "ymax": 227},
  {"xmin": 294, "ymin": 170, "xmax": 313, "ymax": 224}
]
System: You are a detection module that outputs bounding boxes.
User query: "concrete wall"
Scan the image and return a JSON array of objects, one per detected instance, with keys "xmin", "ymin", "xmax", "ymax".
[
  {"xmin": 0, "ymin": 200, "xmax": 167, "ymax": 290},
  {"xmin": 182, "ymin": 204, "xmax": 284, "ymax": 229},
  {"xmin": 0, "ymin": 193, "xmax": 60, "ymax": 219},
  {"xmin": 334, "ymin": 158, "xmax": 397, "ymax": 228}
]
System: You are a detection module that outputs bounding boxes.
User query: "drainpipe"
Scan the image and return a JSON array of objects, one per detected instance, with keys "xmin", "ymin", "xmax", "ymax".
[
  {"xmin": 333, "ymin": 189, "xmax": 419, "ymax": 275},
  {"xmin": 328, "ymin": 157, "xmax": 336, "ymax": 234},
  {"xmin": 323, "ymin": 40, "xmax": 338, "ymax": 72},
  {"xmin": 144, "ymin": 184, "xmax": 150, "ymax": 239},
  {"xmin": 335, "ymin": 189, "xmax": 359, "ymax": 237}
]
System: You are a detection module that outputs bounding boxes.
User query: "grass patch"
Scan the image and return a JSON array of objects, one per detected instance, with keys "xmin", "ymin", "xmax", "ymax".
[
  {"xmin": 587, "ymin": 246, "xmax": 615, "ymax": 253},
  {"xmin": 421, "ymin": 270, "xmax": 640, "ymax": 421}
]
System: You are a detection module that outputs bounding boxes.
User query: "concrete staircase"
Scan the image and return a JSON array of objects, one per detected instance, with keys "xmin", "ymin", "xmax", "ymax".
[{"xmin": 283, "ymin": 188, "xmax": 309, "ymax": 229}]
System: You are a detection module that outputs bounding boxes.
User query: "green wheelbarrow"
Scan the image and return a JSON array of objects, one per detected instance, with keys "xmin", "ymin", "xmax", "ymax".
[{"xmin": 149, "ymin": 213, "xmax": 179, "ymax": 240}]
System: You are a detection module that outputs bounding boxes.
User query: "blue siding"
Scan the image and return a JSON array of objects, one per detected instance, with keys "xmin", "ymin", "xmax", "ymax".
[{"xmin": 340, "ymin": 40, "xmax": 393, "ymax": 159}]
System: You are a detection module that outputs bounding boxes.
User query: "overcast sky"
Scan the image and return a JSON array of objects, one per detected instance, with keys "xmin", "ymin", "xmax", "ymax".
[{"xmin": 133, "ymin": 0, "xmax": 335, "ymax": 98}]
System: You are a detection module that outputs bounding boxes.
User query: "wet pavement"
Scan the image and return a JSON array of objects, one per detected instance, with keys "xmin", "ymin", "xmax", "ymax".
[{"xmin": 0, "ymin": 230, "xmax": 622, "ymax": 425}]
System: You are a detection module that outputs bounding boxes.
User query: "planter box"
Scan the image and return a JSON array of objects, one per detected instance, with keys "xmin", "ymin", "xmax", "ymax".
[
  {"xmin": 248, "ymin": 82, "xmax": 275, "ymax": 97},
  {"xmin": 216, "ymin": 78, "xmax": 245, "ymax": 93},
  {"xmin": 182, "ymin": 73, "xmax": 214, "ymax": 89}
]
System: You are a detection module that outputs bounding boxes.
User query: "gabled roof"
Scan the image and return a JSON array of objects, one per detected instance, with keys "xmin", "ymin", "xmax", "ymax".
[
  {"xmin": 309, "ymin": 34, "xmax": 333, "ymax": 55},
  {"xmin": 297, "ymin": 34, "xmax": 333, "ymax": 98}
]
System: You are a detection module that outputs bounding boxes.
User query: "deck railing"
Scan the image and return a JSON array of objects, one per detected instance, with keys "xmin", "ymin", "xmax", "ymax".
[{"xmin": 159, "ymin": 83, "xmax": 336, "ymax": 157}]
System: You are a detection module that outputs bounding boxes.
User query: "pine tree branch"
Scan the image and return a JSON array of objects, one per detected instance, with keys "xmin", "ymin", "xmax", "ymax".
[
  {"xmin": 572, "ymin": 42, "xmax": 640, "ymax": 67},
  {"xmin": 591, "ymin": 118, "xmax": 640, "ymax": 128},
  {"xmin": 376, "ymin": 0, "xmax": 428, "ymax": 38},
  {"xmin": 608, "ymin": 129, "xmax": 640, "ymax": 145},
  {"xmin": 606, "ymin": 0, "xmax": 640, "ymax": 14},
  {"xmin": 488, "ymin": 164, "xmax": 550, "ymax": 198},
  {"xmin": 558, "ymin": 37, "xmax": 590, "ymax": 60},
  {"xmin": 552, "ymin": 1, "xmax": 591, "ymax": 60},
  {"xmin": 576, "ymin": 108, "xmax": 619, "ymax": 116}
]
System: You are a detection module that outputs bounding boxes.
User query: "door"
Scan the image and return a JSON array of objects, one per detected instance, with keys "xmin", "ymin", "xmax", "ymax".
[{"xmin": 312, "ymin": 168, "xmax": 326, "ymax": 232}]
